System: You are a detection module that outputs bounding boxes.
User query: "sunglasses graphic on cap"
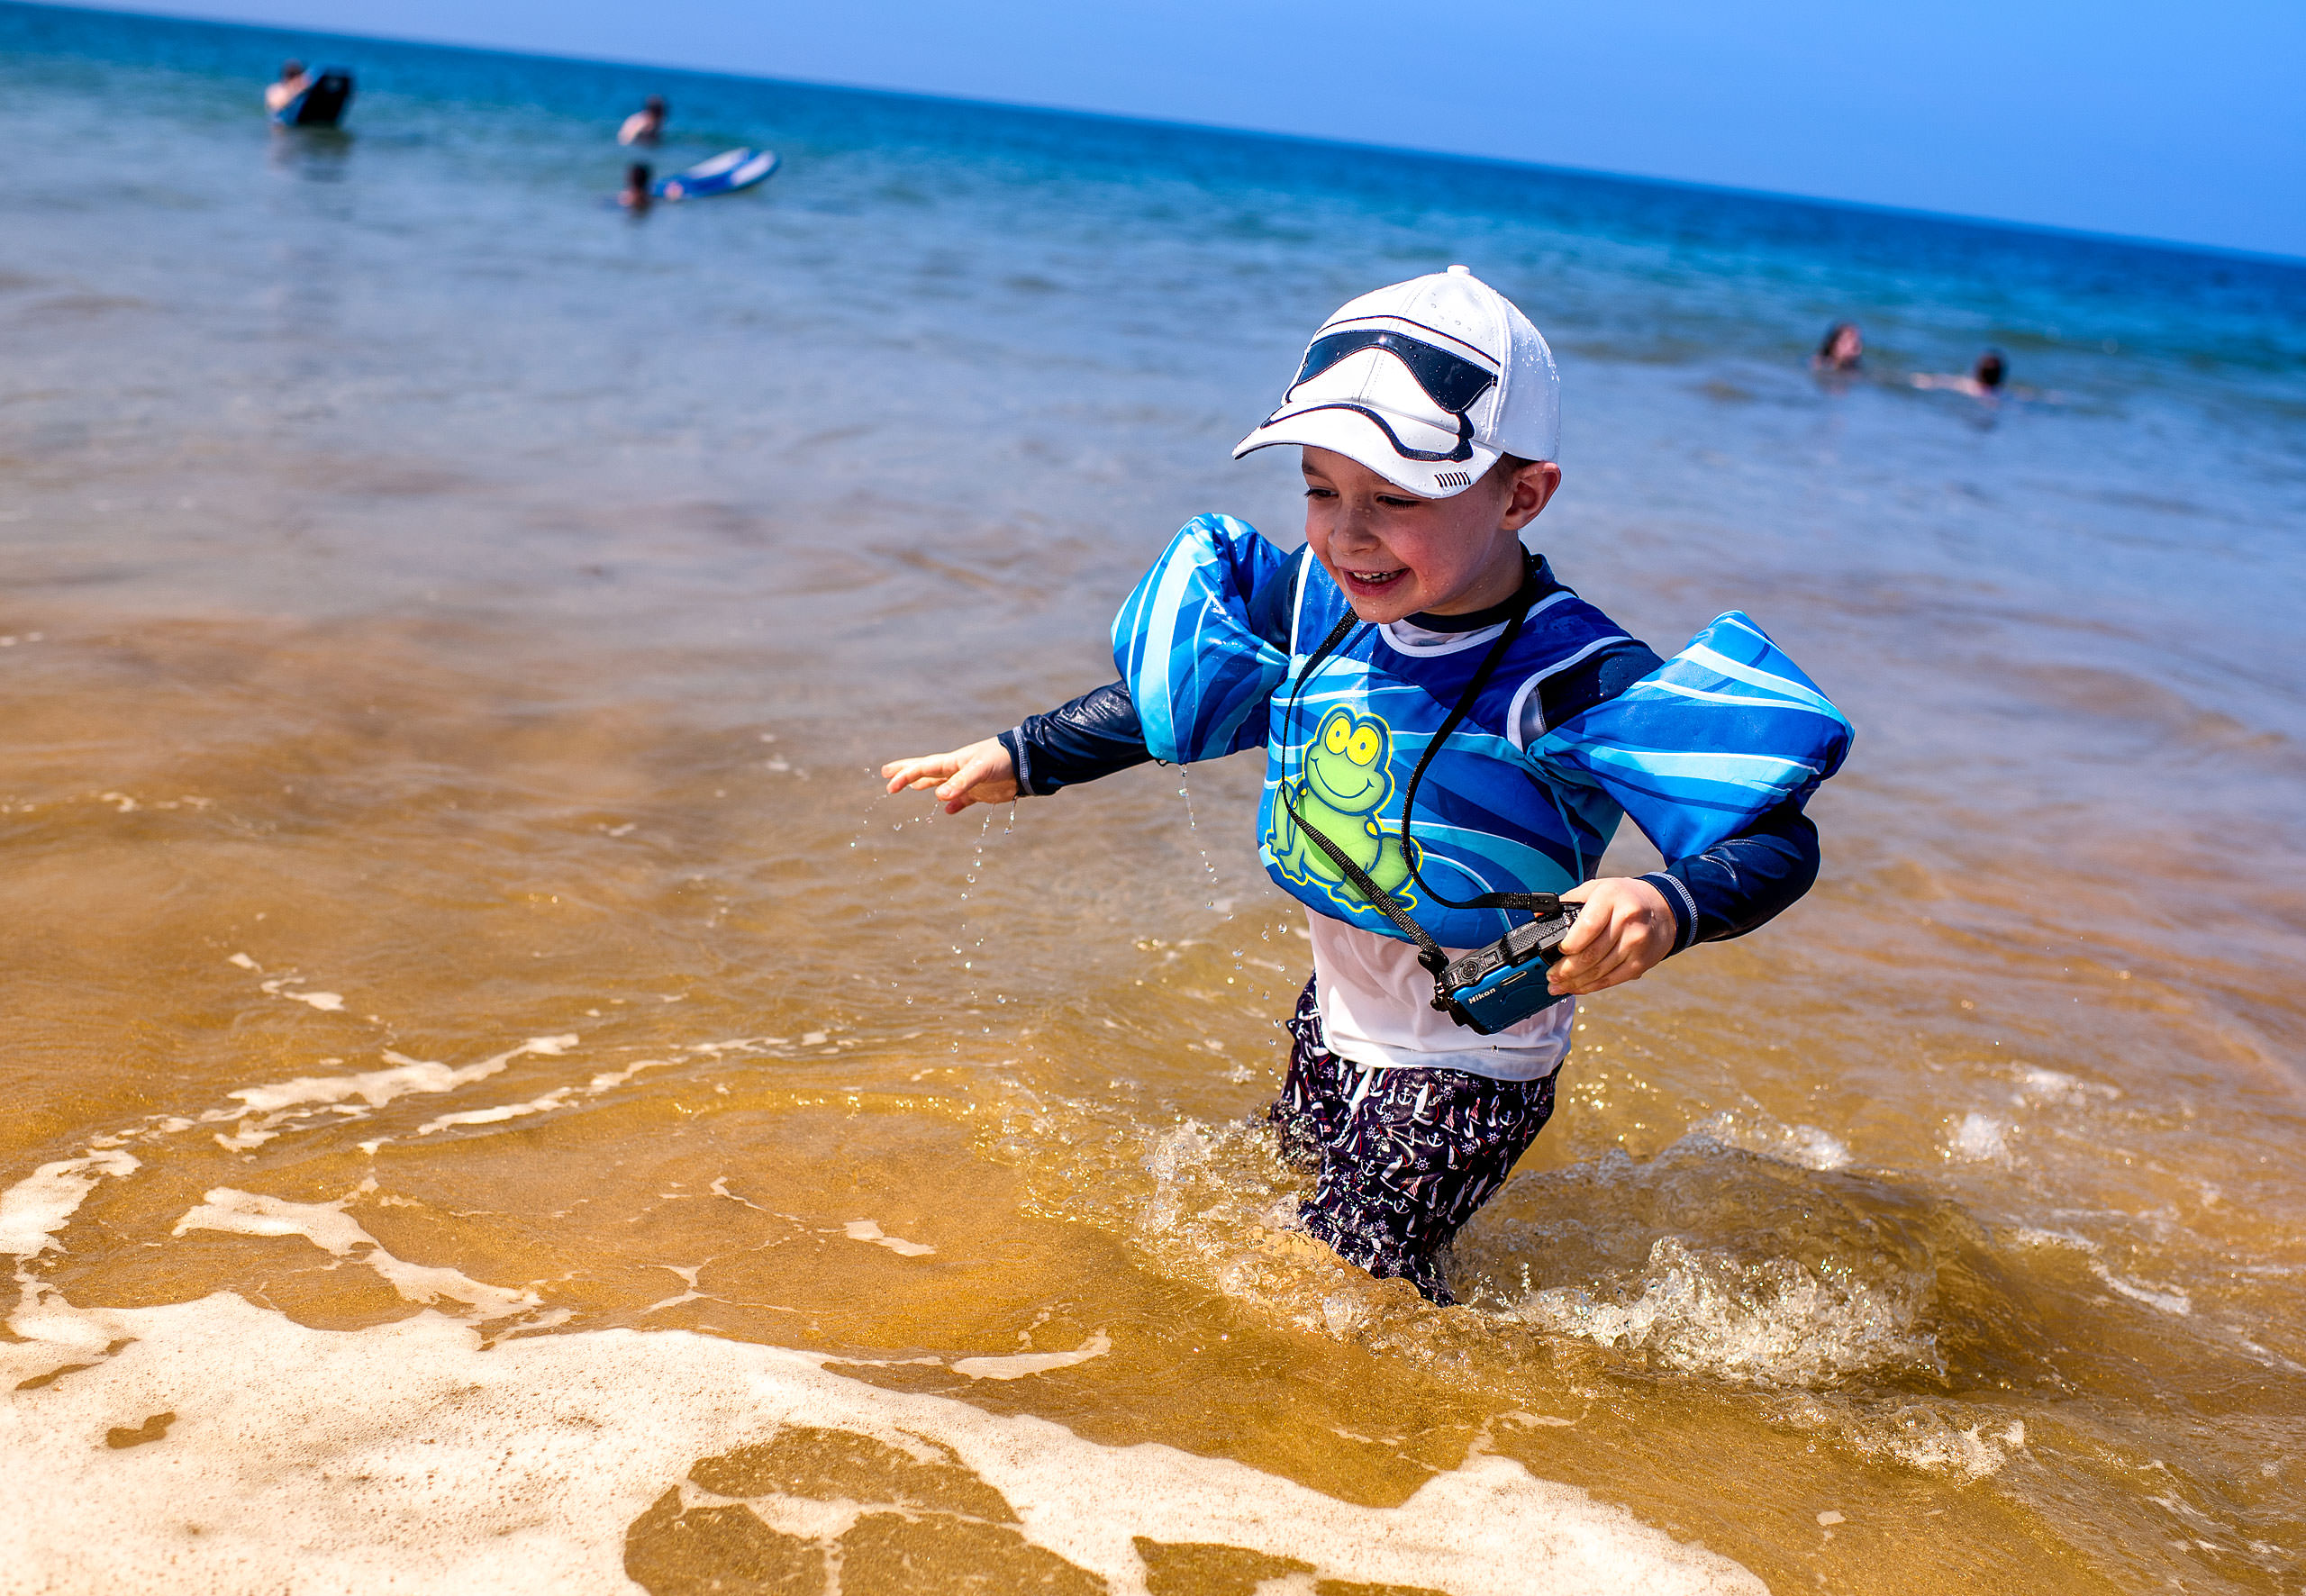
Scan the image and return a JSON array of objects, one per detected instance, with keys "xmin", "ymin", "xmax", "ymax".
[{"xmin": 1270, "ymin": 327, "xmax": 1500, "ymax": 464}]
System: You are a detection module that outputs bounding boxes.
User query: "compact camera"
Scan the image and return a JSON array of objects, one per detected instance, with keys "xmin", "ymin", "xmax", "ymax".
[{"xmin": 1430, "ymin": 898, "xmax": 1582, "ymax": 1035}]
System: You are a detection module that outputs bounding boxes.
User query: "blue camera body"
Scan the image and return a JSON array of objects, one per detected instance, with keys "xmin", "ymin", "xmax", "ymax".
[{"xmin": 1431, "ymin": 902, "xmax": 1580, "ymax": 1036}]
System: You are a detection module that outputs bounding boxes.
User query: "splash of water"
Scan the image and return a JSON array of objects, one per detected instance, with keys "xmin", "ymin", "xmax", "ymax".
[
  {"xmin": 1176, "ymin": 768, "xmax": 1264, "ymax": 1005},
  {"xmin": 1508, "ymin": 1235, "xmax": 1937, "ymax": 1389},
  {"xmin": 1686, "ymin": 1110, "xmax": 1853, "ymax": 1172}
]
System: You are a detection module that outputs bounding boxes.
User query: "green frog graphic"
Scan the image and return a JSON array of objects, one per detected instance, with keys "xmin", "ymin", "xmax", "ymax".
[{"xmin": 1268, "ymin": 706, "xmax": 1417, "ymax": 911}]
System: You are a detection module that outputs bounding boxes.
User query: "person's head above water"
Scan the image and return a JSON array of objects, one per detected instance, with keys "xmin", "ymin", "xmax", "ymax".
[
  {"xmin": 1234, "ymin": 267, "xmax": 1561, "ymax": 624},
  {"xmin": 1974, "ymin": 349, "xmax": 2007, "ymax": 390},
  {"xmin": 279, "ymin": 59, "xmax": 304, "ymax": 81},
  {"xmin": 619, "ymin": 96, "xmax": 667, "ymax": 147},
  {"xmin": 1816, "ymin": 322, "xmax": 1864, "ymax": 370}
]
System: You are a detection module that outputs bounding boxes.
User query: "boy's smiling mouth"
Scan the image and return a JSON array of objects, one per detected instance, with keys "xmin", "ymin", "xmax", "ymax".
[{"xmin": 1343, "ymin": 567, "xmax": 1407, "ymax": 592}]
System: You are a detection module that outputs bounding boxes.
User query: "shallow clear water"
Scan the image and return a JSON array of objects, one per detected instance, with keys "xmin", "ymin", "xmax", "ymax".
[{"xmin": 3, "ymin": 5, "xmax": 2304, "ymax": 1592}]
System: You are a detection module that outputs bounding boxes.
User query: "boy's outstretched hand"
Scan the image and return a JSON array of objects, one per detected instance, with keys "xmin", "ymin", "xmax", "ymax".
[
  {"xmin": 1549, "ymin": 877, "xmax": 1678, "ymax": 996},
  {"xmin": 881, "ymin": 738, "xmax": 1020, "ymax": 815}
]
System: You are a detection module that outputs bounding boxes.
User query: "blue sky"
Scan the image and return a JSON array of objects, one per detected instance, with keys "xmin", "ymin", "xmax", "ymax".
[{"xmin": 113, "ymin": 0, "xmax": 2306, "ymax": 258}]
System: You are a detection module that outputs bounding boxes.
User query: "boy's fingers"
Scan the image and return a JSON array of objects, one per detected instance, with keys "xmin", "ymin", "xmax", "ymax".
[
  {"xmin": 883, "ymin": 753, "xmax": 967, "ymax": 793},
  {"xmin": 1575, "ymin": 935, "xmax": 1639, "ymax": 989},
  {"xmin": 935, "ymin": 754, "xmax": 994, "ymax": 798},
  {"xmin": 1551, "ymin": 900, "xmax": 1636, "ymax": 992},
  {"xmin": 881, "ymin": 757, "xmax": 935, "ymax": 787},
  {"xmin": 1558, "ymin": 902, "xmax": 1676, "ymax": 993},
  {"xmin": 1575, "ymin": 962, "xmax": 1638, "ymax": 994},
  {"xmin": 1553, "ymin": 945, "xmax": 1621, "ymax": 994},
  {"xmin": 1556, "ymin": 885, "xmax": 1607, "ymax": 956},
  {"xmin": 886, "ymin": 740, "xmax": 1013, "ymax": 811},
  {"xmin": 936, "ymin": 745, "xmax": 1017, "ymax": 800},
  {"xmin": 1592, "ymin": 939, "xmax": 1658, "ymax": 991},
  {"xmin": 1558, "ymin": 919, "xmax": 1603, "ymax": 958}
]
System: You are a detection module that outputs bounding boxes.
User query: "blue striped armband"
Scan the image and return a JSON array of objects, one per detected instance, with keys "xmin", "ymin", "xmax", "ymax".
[
  {"xmin": 1111, "ymin": 513, "xmax": 1291, "ymax": 765},
  {"xmin": 1530, "ymin": 611, "xmax": 1853, "ymax": 862}
]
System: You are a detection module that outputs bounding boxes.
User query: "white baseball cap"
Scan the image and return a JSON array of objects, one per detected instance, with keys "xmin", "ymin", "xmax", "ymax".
[{"xmin": 1233, "ymin": 265, "xmax": 1559, "ymax": 498}]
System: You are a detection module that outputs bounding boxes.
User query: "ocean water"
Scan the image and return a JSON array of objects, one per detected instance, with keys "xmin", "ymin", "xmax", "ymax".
[{"xmin": 3, "ymin": 5, "xmax": 2304, "ymax": 1591}]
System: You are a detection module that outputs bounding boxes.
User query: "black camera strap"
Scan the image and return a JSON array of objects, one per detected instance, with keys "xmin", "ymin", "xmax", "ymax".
[
  {"xmin": 1394, "ymin": 603, "xmax": 1564, "ymax": 918},
  {"xmin": 1276, "ymin": 558, "xmax": 1563, "ymax": 980}
]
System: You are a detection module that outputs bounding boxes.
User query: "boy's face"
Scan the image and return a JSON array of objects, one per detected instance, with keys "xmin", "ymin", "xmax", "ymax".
[{"xmin": 1300, "ymin": 447, "xmax": 1558, "ymax": 621}]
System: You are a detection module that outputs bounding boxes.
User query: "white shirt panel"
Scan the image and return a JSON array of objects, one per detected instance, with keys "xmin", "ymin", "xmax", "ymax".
[{"xmin": 1306, "ymin": 911, "xmax": 1575, "ymax": 1081}]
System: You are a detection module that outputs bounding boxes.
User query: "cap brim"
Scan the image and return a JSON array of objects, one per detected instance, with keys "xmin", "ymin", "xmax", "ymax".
[{"xmin": 1232, "ymin": 406, "xmax": 1499, "ymax": 499}]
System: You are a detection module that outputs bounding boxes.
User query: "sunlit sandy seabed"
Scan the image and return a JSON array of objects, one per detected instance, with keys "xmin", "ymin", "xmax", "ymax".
[{"xmin": 4, "ymin": 5, "xmax": 2305, "ymax": 1592}]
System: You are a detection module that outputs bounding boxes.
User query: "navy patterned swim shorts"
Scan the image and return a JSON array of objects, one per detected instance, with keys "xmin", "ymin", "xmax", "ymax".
[{"xmin": 1270, "ymin": 977, "xmax": 1559, "ymax": 1305}]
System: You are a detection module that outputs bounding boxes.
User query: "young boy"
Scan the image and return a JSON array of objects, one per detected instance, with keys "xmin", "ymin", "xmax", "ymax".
[{"xmin": 883, "ymin": 267, "xmax": 1849, "ymax": 1304}]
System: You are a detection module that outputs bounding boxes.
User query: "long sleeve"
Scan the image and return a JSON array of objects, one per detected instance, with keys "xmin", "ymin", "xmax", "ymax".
[
  {"xmin": 1638, "ymin": 801, "xmax": 1820, "ymax": 954},
  {"xmin": 997, "ymin": 683, "xmax": 1154, "ymax": 797}
]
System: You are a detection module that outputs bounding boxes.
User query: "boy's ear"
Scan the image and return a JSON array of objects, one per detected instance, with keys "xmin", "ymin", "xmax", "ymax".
[{"xmin": 1500, "ymin": 459, "xmax": 1561, "ymax": 530}]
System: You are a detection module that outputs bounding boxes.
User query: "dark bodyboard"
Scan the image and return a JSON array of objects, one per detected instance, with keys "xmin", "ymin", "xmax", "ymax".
[{"xmin": 277, "ymin": 69, "xmax": 355, "ymax": 129}]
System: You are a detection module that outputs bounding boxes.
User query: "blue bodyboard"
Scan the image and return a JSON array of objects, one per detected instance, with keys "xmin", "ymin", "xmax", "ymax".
[{"xmin": 656, "ymin": 149, "xmax": 780, "ymax": 200}]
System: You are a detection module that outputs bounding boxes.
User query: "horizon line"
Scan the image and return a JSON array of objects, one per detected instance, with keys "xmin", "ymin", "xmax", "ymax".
[{"xmin": 18, "ymin": 0, "xmax": 2305, "ymax": 271}]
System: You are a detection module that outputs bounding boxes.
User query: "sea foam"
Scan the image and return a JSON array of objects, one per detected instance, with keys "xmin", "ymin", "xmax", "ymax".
[
  {"xmin": 0, "ymin": 1151, "xmax": 139, "ymax": 1260},
  {"xmin": 0, "ymin": 1123, "xmax": 1766, "ymax": 1595},
  {"xmin": 0, "ymin": 1291, "xmax": 1767, "ymax": 1595}
]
